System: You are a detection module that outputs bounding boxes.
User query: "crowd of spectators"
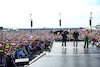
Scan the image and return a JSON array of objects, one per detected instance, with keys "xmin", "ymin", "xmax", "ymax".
[
  {"xmin": 0, "ymin": 30, "xmax": 54, "ymax": 67},
  {"xmin": 0, "ymin": 29, "xmax": 100, "ymax": 66}
]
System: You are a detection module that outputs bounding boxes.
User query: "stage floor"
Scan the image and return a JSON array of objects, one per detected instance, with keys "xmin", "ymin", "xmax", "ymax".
[{"xmin": 29, "ymin": 41, "xmax": 100, "ymax": 67}]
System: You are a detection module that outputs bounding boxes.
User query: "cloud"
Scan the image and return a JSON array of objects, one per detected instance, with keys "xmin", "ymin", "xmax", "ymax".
[{"xmin": 0, "ymin": 0, "xmax": 100, "ymax": 28}]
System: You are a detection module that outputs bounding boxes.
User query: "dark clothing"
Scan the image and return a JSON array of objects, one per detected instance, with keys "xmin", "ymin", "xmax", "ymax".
[
  {"xmin": 62, "ymin": 41, "xmax": 66, "ymax": 47},
  {"xmin": 62, "ymin": 32, "xmax": 67, "ymax": 47},
  {"xmin": 62, "ymin": 32, "xmax": 67, "ymax": 41},
  {"xmin": 73, "ymin": 38, "xmax": 78, "ymax": 47},
  {"xmin": 0, "ymin": 47, "xmax": 4, "ymax": 64},
  {"xmin": 73, "ymin": 31, "xmax": 79, "ymax": 47},
  {"xmin": 0, "ymin": 54, "xmax": 3, "ymax": 64},
  {"xmin": 73, "ymin": 31, "xmax": 79, "ymax": 38}
]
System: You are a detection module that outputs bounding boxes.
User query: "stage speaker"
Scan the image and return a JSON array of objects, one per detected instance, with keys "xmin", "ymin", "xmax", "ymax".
[
  {"xmin": 89, "ymin": 19, "xmax": 91, "ymax": 26},
  {"xmin": 31, "ymin": 20, "xmax": 33, "ymax": 27},
  {"xmin": 59, "ymin": 20, "xmax": 61, "ymax": 26}
]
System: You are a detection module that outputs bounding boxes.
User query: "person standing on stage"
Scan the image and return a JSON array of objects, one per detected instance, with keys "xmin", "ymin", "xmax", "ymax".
[
  {"xmin": 84, "ymin": 29, "xmax": 89, "ymax": 48},
  {"xmin": 62, "ymin": 30, "xmax": 67, "ymax": 48},
  {"xmin": 73, "ymin": 29, "xmax": 79, "ymax": 48}
]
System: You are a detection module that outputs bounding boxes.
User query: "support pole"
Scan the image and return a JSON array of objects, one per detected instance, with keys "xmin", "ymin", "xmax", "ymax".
[
  {"xmin": 30, "ymin": 14, "xmax": 33, "ymax": 33},
  {"xmin": 90, "ymin": 12, "xmax": 93, "ymax": 32},
  {"xmin": 59, "ymin": 13, "xmax": 61, "ymax": 29}
]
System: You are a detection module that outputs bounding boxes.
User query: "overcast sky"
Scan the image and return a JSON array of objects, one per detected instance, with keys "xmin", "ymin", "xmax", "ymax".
[{"xmin": 0, "ymin": 0, "xmax": 100, "ymax": 28}]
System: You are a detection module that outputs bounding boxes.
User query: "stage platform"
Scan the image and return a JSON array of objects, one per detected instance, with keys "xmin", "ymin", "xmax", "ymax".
[{"xmin": 28, "ymin": 41, "xmax": 100, "ymax": 67}]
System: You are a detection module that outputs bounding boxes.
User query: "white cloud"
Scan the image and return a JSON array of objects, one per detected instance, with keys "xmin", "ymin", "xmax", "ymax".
[{"xmin": 0, "ymin": 0, "xmax": 100, "ymax": 28}]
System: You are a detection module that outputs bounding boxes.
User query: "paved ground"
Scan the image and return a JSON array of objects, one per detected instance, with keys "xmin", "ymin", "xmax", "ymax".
[{"xmin": 29, "ymin": 41, "xmax": 100, "ymax": 67}]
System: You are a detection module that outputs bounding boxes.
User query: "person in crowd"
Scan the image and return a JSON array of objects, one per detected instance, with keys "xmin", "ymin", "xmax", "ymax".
[{"xmin": 0, "ymin": 44, "xmax": 4, "ymax": 64}]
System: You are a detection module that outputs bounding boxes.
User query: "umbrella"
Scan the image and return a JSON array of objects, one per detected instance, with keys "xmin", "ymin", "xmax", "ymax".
[
  {"xmin": 79, "ymin": 27, "xmax": 83, "ymax": 29},
  {"xmin": 54, "ymin": 30, "xmax": 69, "ymax": 35}
]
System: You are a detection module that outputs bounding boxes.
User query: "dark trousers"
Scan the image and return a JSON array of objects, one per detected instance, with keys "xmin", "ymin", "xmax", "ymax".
[
  {"xmin": 62, "ymin": 40, "xmax": 66, "ymax": 47},
  {"xmin": 73, "ymin": 38, "xmax": 78, "ymax": 47},
  {"xmin": 0, "ymin": 54, "xmax": 3, "ymax": 64}
]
